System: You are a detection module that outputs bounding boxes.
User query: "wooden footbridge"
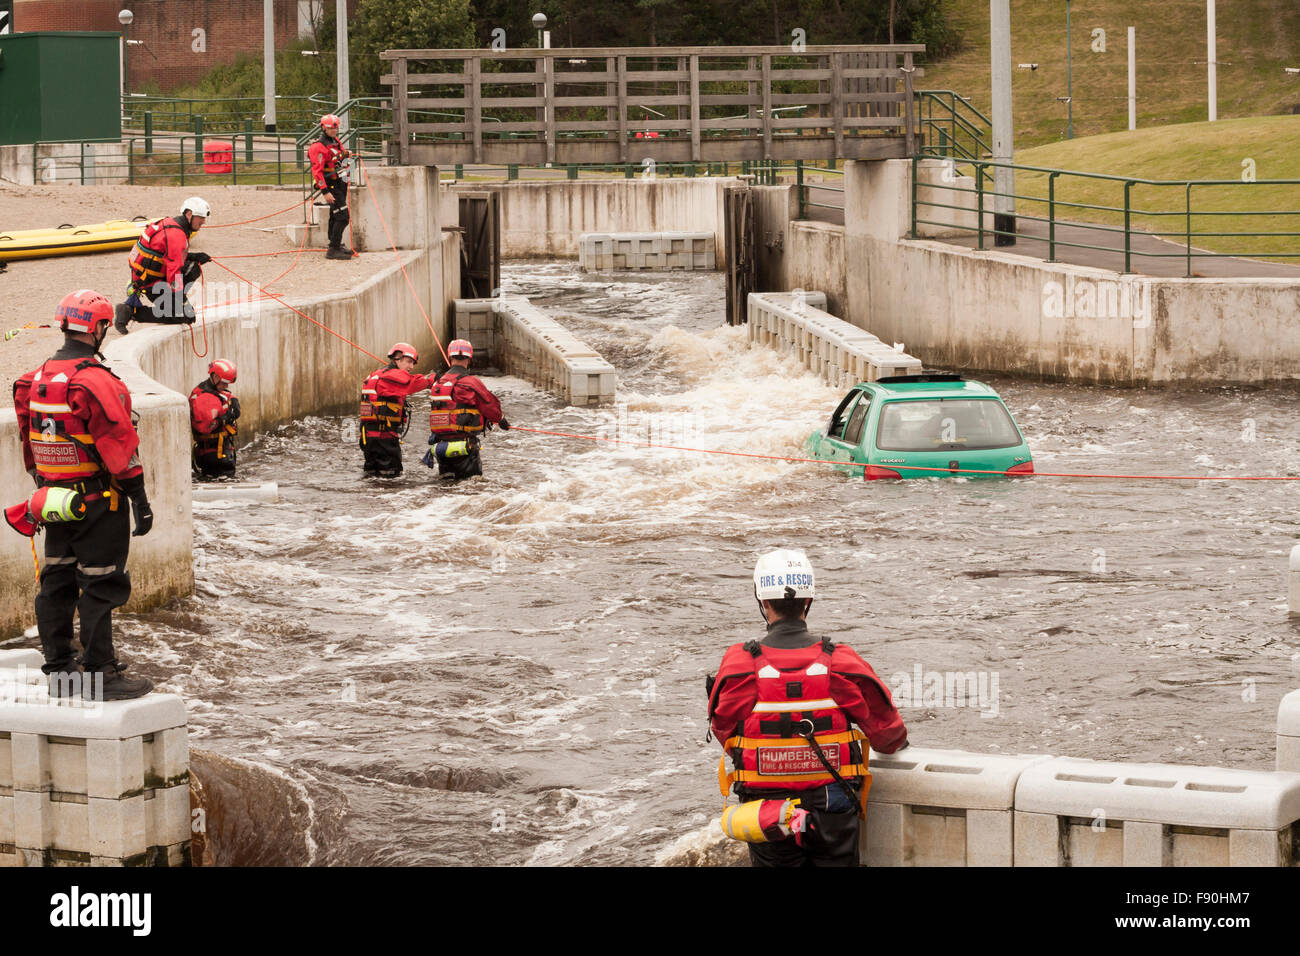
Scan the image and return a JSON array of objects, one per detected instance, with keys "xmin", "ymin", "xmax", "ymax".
[{"xmin": 381, "ymin": 45, "xmax": 923, "ymax": 167}]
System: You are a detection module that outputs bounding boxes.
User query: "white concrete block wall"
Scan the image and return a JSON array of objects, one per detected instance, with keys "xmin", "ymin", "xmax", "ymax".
[
  {"xmin": 0, "ymin": 651, "xmax": 190, "ymax": 867},
  {"xmin": 454, "ymin": 297, "xmax": 617, "ymax": 406},
  {"xmin": 1013, "ymin": 757, "xmax": 1300, "ymax": 866},
  {"xmin": 863, "ymin": 748, "xmax": 1051, "ymax": 866},
  {"xmin": 747, "ymin": 291, "xmax": 921, "ymax": 386},
  {"xmin": 1278, "ymin": 689, "xmax": 1300, "ymax": 773},
  {"xmin": 578, "ymin": 232, "xmax": 716, "ymax": 273}
]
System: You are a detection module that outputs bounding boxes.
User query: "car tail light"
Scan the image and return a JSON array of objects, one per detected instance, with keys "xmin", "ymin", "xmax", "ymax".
[
  {"xmin": 862, "ymin": 465, "xmax": 903, "ymax": 480},
  {"xmin": 1005, "ymin": 461, "xmax": 1035, "ymax": 476}
]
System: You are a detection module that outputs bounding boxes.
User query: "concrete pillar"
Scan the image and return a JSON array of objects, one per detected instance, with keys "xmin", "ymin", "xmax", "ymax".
[
  {"xmin": 0, "ymin": 650, "xmax": 191, "ymax": 867},
  {"xmin": 1278, "ymin": 688, "xmax": 1300, "ymax": 773}
]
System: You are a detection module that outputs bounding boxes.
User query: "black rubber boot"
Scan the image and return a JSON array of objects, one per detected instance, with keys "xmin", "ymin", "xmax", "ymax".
[
  {"xmin": 326, "ymin": 245, "xmax": 352, "ymax": 260},
  {"xmin": 95, "ymin": 662, "xmax": 154, "ymax": 701},
  {"xmin": 114, "ymin": 303, "xmax": 131, "ymax": 335},
  {"xmin": 47, "ymin": 670, "xmax": 83, "ymax": 699}
]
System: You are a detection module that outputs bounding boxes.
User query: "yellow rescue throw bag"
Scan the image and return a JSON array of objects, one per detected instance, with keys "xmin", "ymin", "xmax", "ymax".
[{"xmin": 720, "ymin": 798, "xmax": 808, "ymax": 843}]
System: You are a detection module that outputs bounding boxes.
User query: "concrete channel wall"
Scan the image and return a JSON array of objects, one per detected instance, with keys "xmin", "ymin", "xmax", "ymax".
[
  {"xmin": 454, "ymin": 178, "xmax": 737, "ymax": 259},
  {"xmin": 837, "ymin": 159, "xmax": 1300, "ymax": 385},
  {"xmin": 0, "ymin": 167, "xmax": 459, "ymax": 641}
]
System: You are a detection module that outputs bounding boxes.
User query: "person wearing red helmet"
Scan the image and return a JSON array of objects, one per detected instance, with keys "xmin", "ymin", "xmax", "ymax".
[
  {"xmin": 10, "ymin": 290, "xmax": 155, "ymax": 701},
  {"xmin": 359, "ymin": 342, "xmax": 433, "ymax": 477},
  {"xmin": 115, "ymin": 196, "xmax": 212, "ymax": 334},
  {"xmin": 707, "ymin": 550, "xmax": 908, "ymax": 866},
  {"xmin": 190, "ymin": 359, "xmax": 241, "ymax": 480},
  {"xmin": 421, "ymin": 339, "xmax": 509, "ymax": 480},
  {"xmin": 308, "ymin": 114, "xmax": 354, "ymax": 261}
]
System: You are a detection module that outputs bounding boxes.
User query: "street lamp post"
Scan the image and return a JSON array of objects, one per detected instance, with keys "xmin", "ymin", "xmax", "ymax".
[
  {"xmin": 1065, "ymin": 0, "xmax": 1073, "ymax": 139},
  {"xmin": 533, "ymin": 12, "xmax": 546, "ymax": 49},
  {"xmin": 118, "ymin": 8, "xmax": 133, "ymax": 115}
]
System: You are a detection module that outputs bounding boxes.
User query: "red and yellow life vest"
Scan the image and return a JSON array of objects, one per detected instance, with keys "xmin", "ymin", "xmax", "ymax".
[
  {"xmin": 429, "ymin": 369, "xmax": 484, "ymax": 437},
  {"xmin": 718, "ymin": 640, "xmax": 870, "ymax": 796},
  {"xmin": 190, "ymin": 383, "xmax": 237, "ymax": 460},
  {"xmin": 359, "ymin": 366, "xmax": 406, "ymax": 439},
  {"xmin": 128, "ymin": 217, "xmax": 188, "ymax": 291},
  {"xmin": 25, "ymin": 359, "xmax": 108, "ymax": 484}
]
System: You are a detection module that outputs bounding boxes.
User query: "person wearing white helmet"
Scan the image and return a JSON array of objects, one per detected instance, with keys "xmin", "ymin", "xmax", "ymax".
[
  {"xmin": 115, "ymin": 196, "xmax": 212, "ymax": 334},
  {"xmin": 707, "ymin": 548, "xmax": 908, "ymax": 866}
]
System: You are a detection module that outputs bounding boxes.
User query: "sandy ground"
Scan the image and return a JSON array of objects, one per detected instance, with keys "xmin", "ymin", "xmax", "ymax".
[{"xmin": 0, "ymin": 181, "xmax": 388, "ymax": 407}]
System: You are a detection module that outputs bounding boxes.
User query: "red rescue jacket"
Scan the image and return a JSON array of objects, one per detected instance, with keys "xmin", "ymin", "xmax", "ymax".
[
  {"xmin": 360, "ymin": 364, "xmax": 431, "ymax": 441},
  {"xmin": 709, "ymin": 623, "xmax": 907, "ymax": 797},
  {"xmin": 128, "ymin": 215, "xmax": 192, "ymax": 291},
  {"xmin": 308, "ymin": 134, "xmax": 349, "ymax": 190},
  {"xmin": 190, "ymin": 380, "xmax": 238, "ymax": 460},
  {"xmin": 13, "ymin": 344, "xmax": 144, "ymax": 489},
  {"xmin": 428, "ymin": 367, "xmax": 502, "ymax": 440}
]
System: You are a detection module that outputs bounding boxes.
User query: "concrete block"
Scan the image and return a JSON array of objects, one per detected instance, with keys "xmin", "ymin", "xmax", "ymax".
[
  {"xmin": 10, "ymin": 733, "xmax": 50, "ymax": 792},
  {"xmin": 966, "ymin": 808, "xmax": 1013, "ymax": 866},
  {"xmin": 1279, "ymin": 688, "xmax": 1300, "ymax": 773},
  {"xmin": 0, "ymin": 693, "xmax": 187, "ymax": 741},
  {"xmin": 0, "ymin": 791, "xmax": 13, "ymax": 845},
  {"xmin": 86, "ymin": 738, "xmax": 144, "ymax": 800},
  {"xmin": 86, "ymin": 795, "xmax": 146, "ymax": 860},
  {"xmin": 1229, "ymin": 827, "xmax": 1289, "ymax": 866},
  {"xmin": 0, "ymin": 651, "xmax": 44, "ymax": 670},
  {"xmin": 1122, "ymin": 820, "xmax": 1169, "ymax": 866},
  {"xmin": 1013, "ymin": 811, "xmax": 1065, "ymax": 866}
]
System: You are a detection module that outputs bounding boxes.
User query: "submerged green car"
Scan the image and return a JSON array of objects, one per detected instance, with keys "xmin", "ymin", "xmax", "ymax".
[{"xmin": 804, "ymin": 375, "xmax": 1034, "ymax": 479}]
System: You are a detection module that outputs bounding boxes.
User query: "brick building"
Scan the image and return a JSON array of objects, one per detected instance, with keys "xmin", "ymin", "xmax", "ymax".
[{"xmin": 9, "ymin": 0, "xmax": 343, "ymax": 90}]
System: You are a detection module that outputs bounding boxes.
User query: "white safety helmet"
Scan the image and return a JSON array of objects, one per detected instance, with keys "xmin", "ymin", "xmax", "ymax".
[
  {"xmin": 753, "ymin": 549, "xmax": 816, "ymax": 601},
  {"xmin": 183, "ymin": 196, "xmax": 211, "ymax": 219}
]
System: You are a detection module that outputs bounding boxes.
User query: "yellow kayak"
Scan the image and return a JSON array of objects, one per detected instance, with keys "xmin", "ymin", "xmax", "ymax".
[{"xmin": 0, "ymin": 218, "xmax": 152, "ymax": 261}]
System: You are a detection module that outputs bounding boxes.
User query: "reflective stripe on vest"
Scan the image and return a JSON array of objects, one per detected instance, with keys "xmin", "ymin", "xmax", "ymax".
[
  {"xmin": 719, "ymin": 643, "xmax": 870, "ymax": 795},
  {"xmin": 360, "ymin": 368, "xmax": 405, "ymax": 433},
  {"xmin": 429, "ymin": 370, "xmax": 483, "ymax": 435},
  {"xmin": 26, "ymin": 363, "xmax": 103, "ymax": 482},
  {"xmin": 129, "ymin": 219, "xmax": 185, "ymax": 288}
]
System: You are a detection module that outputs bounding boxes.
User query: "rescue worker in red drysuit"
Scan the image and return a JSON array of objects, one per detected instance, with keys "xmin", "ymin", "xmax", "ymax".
[
  {"xmin": 421, "ymin": 339, "xmax": 509, "ymax": 480},
  {"xmin": 11, "ymin": 290, "xmax": 156, "ymax": 701},
  {"xmin": 190, "ymin": 359, "xmax": 241, "ymax": 480},
  {"xmin": 115, "ymin": 196, "xmax": 212, "ymax": 334},
  {"xmin": 308, "ymin": 114, "xmax": 354, "ymax": 261},
  {"xmin": 360, "ymin": 342, "xmax": 433, "ymax": 477},
  {"xmin": 707, "ymin": 549, "xmax": 908, "ymax": 866}
]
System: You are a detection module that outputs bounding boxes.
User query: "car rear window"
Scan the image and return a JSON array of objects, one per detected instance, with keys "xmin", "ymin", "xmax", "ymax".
[{"xmin": 876, "ymin": 398, "xmax": 1022, "ymax": 452}]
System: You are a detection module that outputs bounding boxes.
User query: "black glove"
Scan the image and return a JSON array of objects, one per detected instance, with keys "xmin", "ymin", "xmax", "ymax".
[
  {"xmin": 497, "ymin": 418, "xmax": 510, "ymax": 431},
  {"xmin": 187, "ymin": 251, "xmax": 212, "ymax": 265},
  {"xmin": 30, "ymin": 470, "xmax": 45, "ymax": 489},
  {"xmin": 119, "ymin": 475, "xmax": 153, "ymax": 537},
  {"xmin": 227, "ymin": 396, "xmax": 241, "ymax": 421}
]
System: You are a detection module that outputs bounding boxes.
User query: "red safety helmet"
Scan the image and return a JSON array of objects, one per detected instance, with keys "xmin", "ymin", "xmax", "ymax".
[
  {"xmin": 56, "ymin": 289, "xmax": 114, "ymax": 335},
  {"xmin": 448, "ymin": 339, "xmax": 473, "ymax": 360},
  {"xmin": 321, "ymin": 114, "xmax": 341, "ymax": 131},
  {"xmin": 209, "ymin": 359, "xmax": 237, "ymax": 383},
  {"xmin": 389, "ymin": 342, "xmax": 418, "ymax": 362}
]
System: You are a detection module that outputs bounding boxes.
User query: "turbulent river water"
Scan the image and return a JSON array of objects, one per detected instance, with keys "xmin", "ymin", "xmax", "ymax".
[{"xmin": 98, "ymin": 262, "xmax": 1300, "ymax": 865}]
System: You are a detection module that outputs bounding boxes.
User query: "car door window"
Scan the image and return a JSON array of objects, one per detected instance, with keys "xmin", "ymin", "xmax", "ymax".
[
  {"xmin": 842, "ymin": 397, "xmax": 871, "ymax": 446},
  {"xmin": 828, "ymin": 390, "xmax": 860, "ymax": 440}
]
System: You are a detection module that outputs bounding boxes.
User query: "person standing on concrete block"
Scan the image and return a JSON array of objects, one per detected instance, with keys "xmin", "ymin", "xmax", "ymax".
[
  {"xmin": 11, "ymin": 290, "xmax": 155, "ymax": 701},
  {"xmin": 115, "ymin": 196, "xmax": 211, "ymax": 335},
  {"xmin": 309, "ymin": 114, "xmax": 354, "ymax": 261},
  {"xmin": 360, "ymin": 343, "xmax": 433, "ymax": 478},
  {"xmin": 190, "ymin": 359, "xmax": 240, "ymax": 480},
  {"xmin": 422, "ymin": 339, "xmax": 509, "ymax": 481},
  {"xmin": 707, "ymin": 549, "xmax": 908, "ymax": 867}
]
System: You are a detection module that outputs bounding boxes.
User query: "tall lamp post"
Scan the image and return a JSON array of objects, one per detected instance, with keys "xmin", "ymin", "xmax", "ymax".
[
  {"xmin": 533, "ymin": 12, "xmax": 546, "ymax": 49},
  {"xmin": 118, "ymin": 8, "xmax": 133, "ymax": 122},
  {"xmin": 1065, "ymin": 0, "xmax": 1073, "ymax": 139}
]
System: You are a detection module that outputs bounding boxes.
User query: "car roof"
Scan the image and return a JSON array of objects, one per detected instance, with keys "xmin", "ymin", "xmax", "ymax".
[{"xmin": 858, "ymin": 377, "xmax": 1001, "ymax": 399}]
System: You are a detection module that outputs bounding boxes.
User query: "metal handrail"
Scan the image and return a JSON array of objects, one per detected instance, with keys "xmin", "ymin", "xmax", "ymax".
[{"xmin": 911, "ymin": 155, "xmax": 1300, "ymax": 274}]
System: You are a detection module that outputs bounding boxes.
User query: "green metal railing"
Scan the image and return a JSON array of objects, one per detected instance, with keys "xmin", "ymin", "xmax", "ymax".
[
  {"xmin": 123, "ymin": 95, "xmax": 328, "ymax": 136},
  {"xmin": 916, "ymin": 90, "xmax": 991, "ymax": 162},
  {"xmin": 911, "ymin": 156, "xmax": 1300, "ymax": 275}
]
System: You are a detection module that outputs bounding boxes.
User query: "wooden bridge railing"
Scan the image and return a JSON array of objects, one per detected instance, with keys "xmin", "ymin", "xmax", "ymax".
[{"xmin": 380, "ymin": 45, "xmax": 924, "ymax": 167}]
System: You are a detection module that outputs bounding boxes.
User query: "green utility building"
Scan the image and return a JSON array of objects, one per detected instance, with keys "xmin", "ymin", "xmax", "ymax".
[{"xmin": 0, "ymin": 32, "xmax": 121, "ymax": 145}]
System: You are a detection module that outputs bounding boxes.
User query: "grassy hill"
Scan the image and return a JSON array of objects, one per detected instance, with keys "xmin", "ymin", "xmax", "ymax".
[{"xmin": 922, "ymin": 0, "xmax": 1300, "ymax": 149}]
